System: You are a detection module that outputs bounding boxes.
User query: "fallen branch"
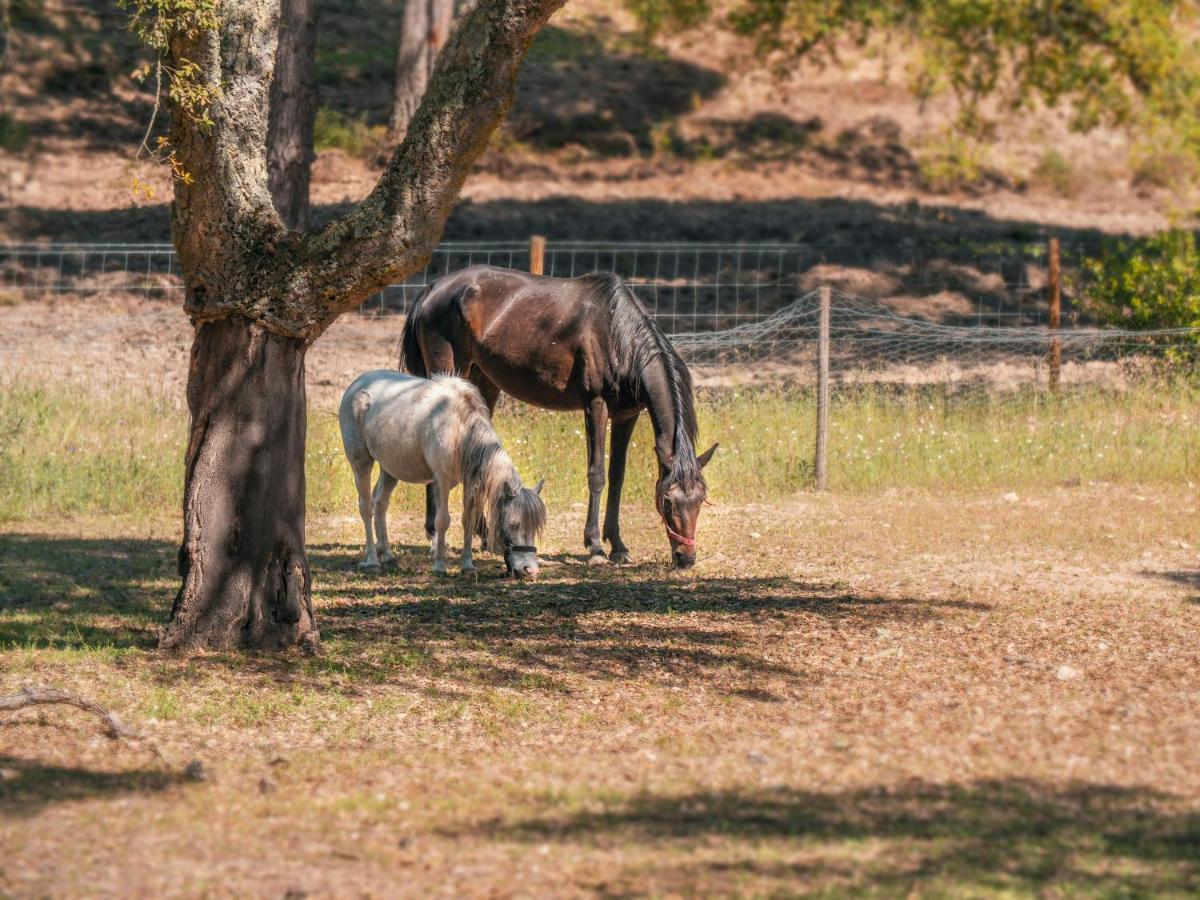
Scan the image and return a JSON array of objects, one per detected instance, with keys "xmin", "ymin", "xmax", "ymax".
[{"xmin": 0, "ymin": 685, "xmax": 142, "ymax": 740}]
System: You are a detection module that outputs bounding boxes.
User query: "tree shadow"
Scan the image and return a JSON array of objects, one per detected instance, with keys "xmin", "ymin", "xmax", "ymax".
[
  {"xmin": 1152, "ymin": 570, "xmax": 1200, "ymax": 603},
  {"xmin": 453, "ymin": 778, "xmax": 1200, "ymax": 895},
  {"xmin": 11, "ymin": 192, "xmax": 1106, "ymax": 325},
  {"xmin": 0, "ymin": 534, "xmax": 175, "ymax": 649},
  {"xmin": 0, "ymin": 752, "xmax": 183, "ymax": 819},
  {"xmin": 0, "ymin": 533, "xmax": 987, "ymax": 697},
  {"xmin": 503, "ymin": 24, "xmax": 723, "ymax": 157},
  {"xmin": 278, "ymin": 540, "xmax": 989, "ymax": 696}
]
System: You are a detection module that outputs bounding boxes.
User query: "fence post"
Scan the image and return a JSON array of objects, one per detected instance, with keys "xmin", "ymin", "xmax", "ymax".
[
  {"xmin": 529, "ymin": 235, "xmax": 546, "ymax": 276},
  {"xmin": 815, "ymin": 285, "xmax": 831, "ymax": 491},
  {"xmin": 1048, "ymin": 237, "xmax": 1061, "ymax": 392}
]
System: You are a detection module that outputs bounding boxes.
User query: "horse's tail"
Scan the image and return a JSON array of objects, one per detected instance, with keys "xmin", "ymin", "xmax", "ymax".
[{"xmin": 399, "ymin": 288, "xmax": 428, "ymax": 376}]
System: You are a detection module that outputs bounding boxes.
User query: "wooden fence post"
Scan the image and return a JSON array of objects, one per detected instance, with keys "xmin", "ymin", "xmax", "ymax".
[
  {"xmin": 815, "ymin": 285, "xmax": 831, "ymax": 491},
  {"xmin": 1048, "ymin": 237, "xmax": 1061, "ymax": 392},
  {"xmin": 529, "ymin": 235, "xmax": 546, "ymax": 276}
]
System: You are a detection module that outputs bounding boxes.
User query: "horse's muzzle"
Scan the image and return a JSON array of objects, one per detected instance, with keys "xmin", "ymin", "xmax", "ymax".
[{"xmin": 673, "ymin": 549, "xmax": 696, "ymax": 569}]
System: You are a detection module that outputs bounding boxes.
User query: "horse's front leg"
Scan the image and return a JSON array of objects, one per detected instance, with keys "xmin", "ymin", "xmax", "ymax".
[
  {"xmin": 460, "ymin": 489, "xmax": 477, "ymax": 575},
  {"xmin": 604, "ymin": 411, "xmax": 639, "ymax": 564},
  {"xmin": 583, "ymin": 398, "xmax": 609, "ymax": 564},
  {"xmin": 431, "ymin": 478, "xmax": 452, "ymax": 576}
]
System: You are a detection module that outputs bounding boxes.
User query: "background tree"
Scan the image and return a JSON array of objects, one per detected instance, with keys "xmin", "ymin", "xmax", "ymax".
[
  {"xmin": 627, "ymin": 0, "xmax": 1200, "ymax": 153},
  {"xmin": 392, "ymin": 0, "xmax": 457, "ymax": 139},
  {"xmin": 267, "ymin": 0, "xmax": 317, "ymax": 230},
  {"xmin": 123, "ymin": 0, "xmax": 564, "ymax": 651}
]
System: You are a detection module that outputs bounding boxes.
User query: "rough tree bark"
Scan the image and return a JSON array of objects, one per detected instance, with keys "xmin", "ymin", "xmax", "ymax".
[
  {"xmin": 391, "ymin": 0, "xmax": 456, "ymax": 139},
  {"xmin": 267, "ymin": 0, "xmax": 317, "ymax": 231},
  {"xmin": 161, "ymin": 0, "xmax": 565, "ymax": 650}
]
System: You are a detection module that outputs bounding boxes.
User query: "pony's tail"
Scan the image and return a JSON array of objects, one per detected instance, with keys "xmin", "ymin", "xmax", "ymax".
[{"xmin": 399, "ymin": 290, "xmax": 428, "ymax": 376}]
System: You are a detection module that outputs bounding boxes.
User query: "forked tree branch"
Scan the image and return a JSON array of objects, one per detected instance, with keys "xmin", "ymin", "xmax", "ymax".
[{"xmin": 167, "ymin": 0, "xmax": 564, "ymax": 340}]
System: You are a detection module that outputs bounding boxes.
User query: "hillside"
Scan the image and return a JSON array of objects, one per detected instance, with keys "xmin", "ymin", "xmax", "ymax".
[{"xmin": 0, "ymin": 0, "xmax": 1184, "ymax": 247}]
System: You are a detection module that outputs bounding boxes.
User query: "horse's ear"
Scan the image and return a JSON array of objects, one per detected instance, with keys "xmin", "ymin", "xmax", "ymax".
[
  {"xmin": 698, "ymin": 443, "xmax": 719, "ymax": 469},
  {"xmin": 534, "ymin": 477, "xmax": 545, "ymax": 495}
]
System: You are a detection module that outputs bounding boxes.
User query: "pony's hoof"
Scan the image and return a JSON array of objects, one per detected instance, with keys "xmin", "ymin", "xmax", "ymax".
[
  {"xmin": 460, "ymin": 565, "xmax": 476, "ymax": 576},
  {"xmin": 358, "ymin": 561, "xmax": 382, "ymax": 575},
  {"xmin": 609, "ymin": 550, "xmax": 633, "ymax": 565},
  {"xmin": 586, "ymin": 552, "xmax": 609, "ymax": 567},
  {"xmin": 379, "ymin": 553, "xmax": 397, "ymax": 569}
]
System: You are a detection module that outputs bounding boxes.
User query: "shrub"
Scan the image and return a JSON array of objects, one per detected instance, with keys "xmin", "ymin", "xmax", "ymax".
[
  {"xmin": 1032, "ymin": 149, "xmax": 1081, "ymax": 197},
  {"xmin": 917, "ymin": 129, "xmax": 990, "ymax": 193},
  {"xmin": 1082, "ymin": 229, "xmax": 1200, "ymax": 356},
  {"xmin": 312, "ymin": 108, "xmax": 387, "ymax": 162}
]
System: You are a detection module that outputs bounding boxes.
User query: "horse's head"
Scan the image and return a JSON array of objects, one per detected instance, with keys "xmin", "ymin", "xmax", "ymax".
[
  {"xmin": 492, "ymin": 477, "xmax": 546, "ymax": 579},
  {"xmin": 656, "ymin": 443, "xmax": 718, "ymax": 569}
]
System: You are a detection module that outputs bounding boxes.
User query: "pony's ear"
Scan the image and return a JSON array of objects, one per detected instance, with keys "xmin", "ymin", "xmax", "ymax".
[
  {"xmin": 533, "ymin": 477, "xmax": 545, "ymax": 495},
  {"xmin": 698, "ymin": 443, "xmax": 719, "ymax": 468}
]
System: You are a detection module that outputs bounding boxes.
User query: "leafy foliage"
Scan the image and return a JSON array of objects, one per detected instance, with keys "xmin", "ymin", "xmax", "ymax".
[
  {"xmin": 1083, "ymin": 230, "xmax": 1200, "ymax": 347},
  {"xmin": 119, "ymin": 0, "xmax": 220, "ymax": 186},
  {"xmin": 627, "ymin": 1, "xmax": 1200, "ymax": 160}
]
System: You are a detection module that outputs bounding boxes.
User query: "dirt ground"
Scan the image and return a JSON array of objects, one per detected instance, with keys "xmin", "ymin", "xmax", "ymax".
[{"xmin": 2, "ymin": 483, "xmax": 1199, "ymax": 896}]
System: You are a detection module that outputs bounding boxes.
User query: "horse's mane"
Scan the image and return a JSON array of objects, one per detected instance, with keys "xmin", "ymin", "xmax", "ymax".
[
  {"xmin": 440, "ymin": 375, "xmax": 546, "ymax": 551},
  {"xmin": 582, "ymin": 274, "xmax": 702, "ymax": 488}
]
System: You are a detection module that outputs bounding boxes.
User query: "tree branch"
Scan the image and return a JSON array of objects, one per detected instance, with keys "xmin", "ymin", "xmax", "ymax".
[
  {"xmin": 1, "ymin": 686, "xmax": 142, "ymax": 740},
  {"xmin": 287, "ymin": 0, "xmax": 566, "ymax": 338}
]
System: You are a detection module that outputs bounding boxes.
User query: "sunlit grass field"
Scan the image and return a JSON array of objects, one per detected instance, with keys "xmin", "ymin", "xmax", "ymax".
[{"xmin": 1, "ymin": 376, "xmax": 1197, "ymax": 522}]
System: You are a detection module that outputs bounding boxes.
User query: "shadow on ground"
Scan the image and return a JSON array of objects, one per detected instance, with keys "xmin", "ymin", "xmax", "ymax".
[
  {"xmin": 0, "ymin": 751, "xmax": 183, "ymax": 818},
  {"xmin": 9, "ymin": 193, "xmax": 1111, "ymax": 323},
  {"xmin": 0, "ymin": 534, "xmax": 175, "ymax": 649},
  {"xmin": 453, "ymin": 778, "xmax": 1200, "ymax": 895},
  {"xmin": 0, "ymin": 534, "xmax": 985, "ymax": 696}
]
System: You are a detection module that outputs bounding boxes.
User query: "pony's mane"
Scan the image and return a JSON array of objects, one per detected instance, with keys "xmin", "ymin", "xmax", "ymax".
[
  {"xmin": 437, "ymin": 375, "xmax": 546, "ymax": 551},
  {"xmin": 581, "ymin": 274, "xmax": 702, "ymax": 488}
]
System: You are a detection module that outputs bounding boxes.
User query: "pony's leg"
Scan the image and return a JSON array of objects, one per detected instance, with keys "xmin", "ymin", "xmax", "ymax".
[
  {"xmin": 603, "ymin": 410, "xmax": 640, "ymax": 564},
  {"xmin": 372, "ymin": 470, "xmax": 399, "ymax": 567},
  {"xmin": 431, "ymin": 478, "xmax": 452, "ymax": 576},
  {"xmin": 353, "ymin": 461, "xmax": 381, "ymax": 573},
  {"xmin": 583, "ymin": 398, "xmax": 609, "ymax": 563},
  {"xmin": 460, "ymin": 490, "xmax": 477, "ymax": 574}
]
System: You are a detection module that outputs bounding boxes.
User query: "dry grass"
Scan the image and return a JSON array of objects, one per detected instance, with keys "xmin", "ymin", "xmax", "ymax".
[{"xmin": 3, "ymin": 482, "xmax": 1199, "ymax": 896}]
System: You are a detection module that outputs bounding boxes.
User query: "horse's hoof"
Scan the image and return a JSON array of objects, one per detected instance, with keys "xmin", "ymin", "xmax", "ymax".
[
  {"xmin": 379, "ymin": 554, "xmax": 397, "ymax": 569},
  {"xmin": 609, "ymin": 550, "xmax": 633, "ymax": 565},
  {"xmin": 358, "ymin": 562, "xmax": 382, "ymax": 575},
  {"xmin": 460, "ymin": 565, "xmax": 476, "ymax": 576},
  {"xmin": 432, "ymin": 568, "xmax": 449, "ymax": 577},
  {"xmin": 586, "ymin": 553, "xmax": 609, "ymax": 567}
]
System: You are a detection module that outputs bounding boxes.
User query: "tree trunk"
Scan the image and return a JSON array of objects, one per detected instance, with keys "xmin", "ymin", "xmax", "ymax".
[
  {"xmin": 159, "ymin": 317, "xmax": 318, "ymax": 651},
  {"xmin": 391, "ymin": 0, "xmax": 454, "ymax": 139},
  {"xmin": 267, "ymin": 0, "xmax": 317, "ymax": 231}
]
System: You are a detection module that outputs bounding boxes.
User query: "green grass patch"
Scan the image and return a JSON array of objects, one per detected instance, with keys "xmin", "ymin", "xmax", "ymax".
[{"xmin": 2, "ymin": 376, "xmax": 1198, "ymax": 523}]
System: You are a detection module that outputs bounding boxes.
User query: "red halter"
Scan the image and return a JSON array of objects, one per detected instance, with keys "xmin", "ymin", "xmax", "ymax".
[{"xmin": 665, "ymin": 525, "xmax": 696, "ymax": 548}]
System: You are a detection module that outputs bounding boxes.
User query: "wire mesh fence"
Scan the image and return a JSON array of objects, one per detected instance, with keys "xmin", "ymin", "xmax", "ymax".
[{"xmin": 2, "ymin": 240, "xmax": 1196, "ymax": 384}]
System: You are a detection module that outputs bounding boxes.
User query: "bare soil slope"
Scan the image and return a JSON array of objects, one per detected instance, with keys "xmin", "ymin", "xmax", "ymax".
[{"xmin": 1, "ymin": 1, "xmax": 1181, "ymax": 245}]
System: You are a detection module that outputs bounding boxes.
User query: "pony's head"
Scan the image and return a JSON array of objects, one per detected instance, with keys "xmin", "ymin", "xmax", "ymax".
[
  {"xmin": 656, "ymin": 443, "xmax": 718, "ymax": 568},
  {"xmin": 488, "ymin": 477, "xmax": 547, "ymax": 579}
]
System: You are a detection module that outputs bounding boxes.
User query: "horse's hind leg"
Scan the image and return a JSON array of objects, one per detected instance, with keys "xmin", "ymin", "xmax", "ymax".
[
  {"xmin": 352, "ymin": 460, "xmax": 381, "ymax": 573},
  {"xmin": 372, "ymin": 470, "xmax": 399, "ymax": 567},
  {"xmin": 604, "ymin": 410, "xmax": 639, "ymax": 564}
]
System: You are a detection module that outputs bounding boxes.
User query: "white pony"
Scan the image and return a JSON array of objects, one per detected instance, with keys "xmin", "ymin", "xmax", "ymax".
[{"xmin": 338, "ymin": 371, "xmax": 546, "ymax": 578}]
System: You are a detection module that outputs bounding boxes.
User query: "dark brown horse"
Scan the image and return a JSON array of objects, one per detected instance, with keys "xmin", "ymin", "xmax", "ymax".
[{"xmin": 400, "ymin": 265, "xmax": 717, "ymax": 567}]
